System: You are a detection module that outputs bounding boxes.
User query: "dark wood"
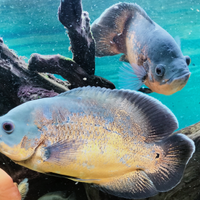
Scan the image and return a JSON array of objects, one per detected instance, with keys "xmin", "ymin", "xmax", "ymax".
[
  {"xmin": 28, "ymin": 53, "xmax": 115, "ymax": 90},
  {"xmin": 0, "ymin": 40, "xmax": 69, "ymax": 115},
  {"xmin": 58, "ymin": 0, "xmax": 95, "ymax": 75},
  {"xmin": 0, "ymin": 0, "xmax": 115, "ymax": 116}
]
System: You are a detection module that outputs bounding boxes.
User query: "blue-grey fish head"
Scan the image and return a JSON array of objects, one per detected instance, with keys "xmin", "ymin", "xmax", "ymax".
[
  {"xmin": 144, "ymin": 24, "xmax": 190, "ymax": 95},
  {"xmin": 0, "ymin": 100, "xmax": 43, "ymax": 161}
]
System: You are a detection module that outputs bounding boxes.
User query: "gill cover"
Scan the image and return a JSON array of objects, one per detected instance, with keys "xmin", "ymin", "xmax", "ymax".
[{"xmin": 0, "ymin": 100, "xmax": 43, "ymax": 161}]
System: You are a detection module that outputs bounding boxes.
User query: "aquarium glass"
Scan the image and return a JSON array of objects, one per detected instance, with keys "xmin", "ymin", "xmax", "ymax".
[{"xmin": 0, "ymin": 0, "xmax": 199, "ymax": 131}]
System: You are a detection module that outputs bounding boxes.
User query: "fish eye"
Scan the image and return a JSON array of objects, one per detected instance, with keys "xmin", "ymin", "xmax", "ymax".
[
  {"xmin": 2, "ymin": 122, "xmax": 14, "ymax": 134},
  {"xmin": 185, "ymin": 56, "xmax": 191, "ymax": 66},
  {"xmin": 155, "ymin": 65, "xmax": 165, "ymax": 77}
]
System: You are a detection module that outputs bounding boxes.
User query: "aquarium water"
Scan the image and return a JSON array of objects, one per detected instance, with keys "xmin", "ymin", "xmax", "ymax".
[{"xmin": 0, "ymin": 0, "xmax": 200, "ymax": 130}]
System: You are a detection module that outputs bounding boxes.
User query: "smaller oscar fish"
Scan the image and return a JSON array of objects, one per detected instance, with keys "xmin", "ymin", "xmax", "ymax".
[
  {"xmin": 91, "ymin": 3, "xmax": 191, "ymax": 95},
  {"xmin": 0, "ymin": 87, "xmax": 195, "ymax": 199},
  {"xmin": 38, "ymin": 191, "xmax": 76, "ymax": 200}
]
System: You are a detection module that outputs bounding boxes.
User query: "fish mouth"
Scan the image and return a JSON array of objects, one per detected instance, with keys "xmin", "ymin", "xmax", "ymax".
[
  {"xmin": 161, "ymin": 72, "xmax": 191, "ymax": 85},
  {"xmin": 166, "ymin": 72, "xmax": 191, "ymax": 85},
  {"xmin": 145, "ymin": 71, "xmax": 190, "ymax": 95},
  {"xmin": 160, "ymin": 72, "xmax": 190, "ymax": 95}
]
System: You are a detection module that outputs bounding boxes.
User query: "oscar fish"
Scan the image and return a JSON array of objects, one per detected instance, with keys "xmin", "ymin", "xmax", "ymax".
[
  {"xmin": 38, "ymin": 191, "xmax": 76, "ymax": 200},
  {"xmin": 91, "ymin": 3, "xmax": 191, "ymax": 95},
  {"xmin": 0, "ymin": 87, "xmax": 195, "ymax": 199}
]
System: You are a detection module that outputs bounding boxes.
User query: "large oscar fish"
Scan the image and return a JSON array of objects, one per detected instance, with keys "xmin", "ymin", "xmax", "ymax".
[
  {"xmin": 91, "ymin": 3, "xmax": 191, "ymax": 95},
  {"xmin": 0, "ymin": 87, "xmax": 195, "ymax": 199}
]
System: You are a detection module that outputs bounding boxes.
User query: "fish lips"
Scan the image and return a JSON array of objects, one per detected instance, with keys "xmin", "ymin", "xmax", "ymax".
[{"xmin": 164, "ymin": 71, "xmax": 190, "ymax": 92}]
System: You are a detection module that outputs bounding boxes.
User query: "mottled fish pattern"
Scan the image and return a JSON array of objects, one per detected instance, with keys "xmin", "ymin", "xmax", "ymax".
[{"xmin": 0, "ymin": 87, "xmax": 195, "ymax": 199}]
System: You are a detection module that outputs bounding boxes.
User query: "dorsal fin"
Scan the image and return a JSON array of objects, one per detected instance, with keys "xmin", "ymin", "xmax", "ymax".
[
  {"xmin": 57, "ymin": 86, "xmax": 178, "ymax": 142},
  {"xmin": 91, "ymin": 3, "xmax": 154, "ymax": 57}
]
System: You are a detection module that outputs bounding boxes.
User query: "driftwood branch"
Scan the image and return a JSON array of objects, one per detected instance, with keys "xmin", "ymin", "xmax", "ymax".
[
  {"xmin": 0, "ymin": 40, "xmax": 69, "ymax": 115},
  {"xmin": 58, "ymin": 0, "xmax": 95, "ymax": 75},
  {"xmin": 0, "ymin": 0, "xmax": 114, "ymax": 116},
  {"xmin": 28, "ymin": 53, "xmax": 115, "ymax": 90}
]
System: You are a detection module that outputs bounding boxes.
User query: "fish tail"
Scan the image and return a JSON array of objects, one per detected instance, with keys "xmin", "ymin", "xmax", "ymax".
[{"xmin": 147, "ymin": 133, "xmax": 195, "ymax": 192}]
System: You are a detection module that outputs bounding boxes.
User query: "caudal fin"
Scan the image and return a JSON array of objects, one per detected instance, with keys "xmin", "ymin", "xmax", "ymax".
[{"xmin": 147, "ymin": 133, "xmax": 195, "ymax": 192}]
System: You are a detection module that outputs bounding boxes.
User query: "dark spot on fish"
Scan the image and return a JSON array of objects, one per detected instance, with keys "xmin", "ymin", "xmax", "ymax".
[
  {"xmin": 155, "ymin": 153, "xmax": 159, "ymax": 159},
  {"xmin": 41, "ymin": 148, "xmax": 51, "ymax": 162}
]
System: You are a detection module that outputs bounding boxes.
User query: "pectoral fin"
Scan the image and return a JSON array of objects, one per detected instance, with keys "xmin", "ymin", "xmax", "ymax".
[
  {"xmin": 41, "ymin": 139, "xmax": 83, "ymax": 165},
  {"xmin": 118, "ymin": 63, "xmax": 146, "ymax": 91}
]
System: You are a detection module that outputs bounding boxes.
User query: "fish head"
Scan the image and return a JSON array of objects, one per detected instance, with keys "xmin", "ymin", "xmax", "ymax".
[
  {"xmin": 0, "ymin": 101, "xmax": 43, "ymax": 162},
  {"xmin": 144, "ymin": 28, "xmax": 191, "ymax": 95}
]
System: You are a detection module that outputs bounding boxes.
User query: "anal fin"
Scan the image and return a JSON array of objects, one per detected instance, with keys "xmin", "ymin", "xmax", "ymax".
[{"xmin": 95, "ymin": 170, "xmax": 157, "ymax": 199}]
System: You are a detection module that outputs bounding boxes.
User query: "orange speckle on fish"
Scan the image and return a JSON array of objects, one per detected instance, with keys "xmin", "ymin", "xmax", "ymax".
[{"xmin": 0, "ymin": 87, "xmax": 195, "ymax": 199}]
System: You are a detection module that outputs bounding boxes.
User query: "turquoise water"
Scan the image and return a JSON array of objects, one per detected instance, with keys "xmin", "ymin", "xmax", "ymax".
[{"xmin": 0, "ymin": 0, "xmax": 200, "ymax": 130}]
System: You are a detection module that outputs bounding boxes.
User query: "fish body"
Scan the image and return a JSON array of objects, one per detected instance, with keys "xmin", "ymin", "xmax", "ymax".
[
  {"xmin": 0, "ymin": 87, "xmax": 195, "ymax": 199},
  {"xmin": 91, "ymin": 3, "xmax": 191, "ymax": 95}
]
